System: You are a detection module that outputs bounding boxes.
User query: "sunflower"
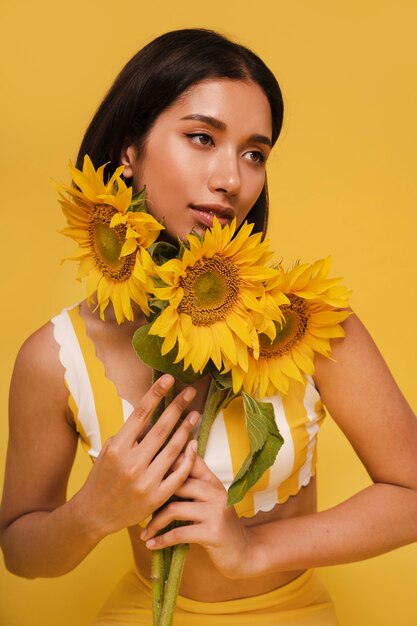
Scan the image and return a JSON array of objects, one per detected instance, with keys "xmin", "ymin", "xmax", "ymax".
[
  {"xmin": 227, "ymin": 257, "xmax": 352, "ymax": 397},
  {"xmin": 57, "ymin": 155, "xmax": 163, "ymax": 323},
  {"xmin": 149, "ymin": 218, "xmax": 282, "ymax": 374}
]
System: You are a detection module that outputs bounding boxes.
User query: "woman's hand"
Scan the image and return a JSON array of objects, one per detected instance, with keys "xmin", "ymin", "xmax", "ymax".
[
  {"xmin": 1, "ymin": 328, "xmax": 200, "ymax": 578},
  {"xmin": 140, "ymin": 454, "xmax": 254, "ymax": 579},
  {"xmin": 73, "ymin": 374, "xmax": 199, "ymax": 540}
]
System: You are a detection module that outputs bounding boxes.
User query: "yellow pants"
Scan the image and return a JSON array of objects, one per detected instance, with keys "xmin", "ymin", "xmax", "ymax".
[{"xmin": 93, "ymin": 567, "xmax": 339, "ymax": 625}]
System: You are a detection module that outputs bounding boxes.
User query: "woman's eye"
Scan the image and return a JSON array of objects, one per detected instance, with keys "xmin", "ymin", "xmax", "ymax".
[
  {"xmin": 244, "ymin": 150, "xmax": 265, "ymax": 164},
  {"xmin": 186, "ymin": 133, "xmax": 214, "ymax": 147}
]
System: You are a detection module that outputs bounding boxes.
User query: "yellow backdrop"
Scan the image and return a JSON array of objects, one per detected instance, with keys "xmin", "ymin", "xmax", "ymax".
[{"xmin": 1, "ymin": 1, "xmax": 416, "ymax": 625}]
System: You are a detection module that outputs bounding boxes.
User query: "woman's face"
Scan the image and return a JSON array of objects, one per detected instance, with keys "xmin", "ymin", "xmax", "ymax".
[{"xmin": 121, "ymin": 79, "xmax": 273, "ymax": 241}]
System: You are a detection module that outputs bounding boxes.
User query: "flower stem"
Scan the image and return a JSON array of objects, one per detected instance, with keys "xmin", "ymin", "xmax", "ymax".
[
  {"xmin": 197, "ymin": 378, "xmax": 225, "ymax": 456},
  {"xmin": 151, "ymin": 548, "xmax": 165, "ymax": 626},
  {"xmin": 158, "ymin": 543, "xmax": 189, "ymax": 626},
  {"xmin": 156, "ymin": 378, "xmax": 226, "ymax": 625},
  {"xmin": 150, "ymin": 369, "xmax": 176, "ymax": 624}
]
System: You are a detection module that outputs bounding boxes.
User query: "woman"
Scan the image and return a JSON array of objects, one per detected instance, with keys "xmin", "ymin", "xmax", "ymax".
[{"xmin": 1, "ymin": 28, "xmax": 417, "ymax": 626}]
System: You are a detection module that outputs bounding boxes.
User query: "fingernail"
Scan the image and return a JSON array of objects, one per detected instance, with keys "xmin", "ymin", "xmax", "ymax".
[
  {"xmin": 188, "ymin": 412, "xmax": 200, "ymax": 426},
  {"xmin": 183, "ymin": 387, "xmax": 195, "ymax": 401},
  {"xmin": 160, "ymin": 374, "xmax": 173, "ymax": 389},
  {"xmin": 146, "ymin": 538, "xmax": 156, "ymax": 548},
  {"xmin": 140, "ymin": 529, "xmax": 147, "ymax": 540},
  {"xmin": 190, "ymin": 440, "xmax": 198, "ymax": 453}
]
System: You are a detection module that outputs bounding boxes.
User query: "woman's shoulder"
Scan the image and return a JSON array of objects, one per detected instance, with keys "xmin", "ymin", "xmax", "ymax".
[
  {"xmin": 11, "ymin": 308, "xmax": 77, "ymax": 416},
  {"xmin": 16, "ymin": 303, "xmax": 81, "ymax": 364},
  {"xmin": 313, "ymin": 311, "xmax": 384, "ymax": 384},
  {"xmin": 313, "ymin": 310, "xmax": 417, "ymax": 446},
  {"xmin": 312, "ymin": 310, "xmax": 388, "ymax": 403},
  {"xmin": 16, "ymin": 320, "xmax": 58, "ymax": 368}
]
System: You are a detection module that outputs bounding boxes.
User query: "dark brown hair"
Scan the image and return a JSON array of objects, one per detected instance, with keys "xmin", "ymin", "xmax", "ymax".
[{"xmin": 76, "ymin": 28, "xmax": 284, "ymax": 235}]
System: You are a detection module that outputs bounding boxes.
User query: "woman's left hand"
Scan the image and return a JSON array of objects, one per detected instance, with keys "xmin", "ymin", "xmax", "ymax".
[{"xmin": 140, "ymin": 455, "xmax": 254, "ymax": 579}]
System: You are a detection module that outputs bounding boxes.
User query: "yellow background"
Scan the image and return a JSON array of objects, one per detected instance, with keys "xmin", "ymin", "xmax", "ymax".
[{"xmin": 1, "ymin": 1, "xmax": 417, "ymax": 624}]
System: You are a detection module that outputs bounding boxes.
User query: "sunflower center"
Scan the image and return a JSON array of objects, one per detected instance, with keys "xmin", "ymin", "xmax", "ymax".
[
  {"xmin": 88, "ymin": 204, "xmax": 136, "ymax": 281},
  {"xmin": 259, "ymin": 294, "xmax": 310, "ymax": 358},
  {"xmin": 178, "ymin": 254, "xmax": 240, "ymax": 325}
]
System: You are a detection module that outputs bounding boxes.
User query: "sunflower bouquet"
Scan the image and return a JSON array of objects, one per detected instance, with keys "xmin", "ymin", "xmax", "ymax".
[{"xmin": 58, "ymin": 156, "xmax": 351, "ymax": 626}]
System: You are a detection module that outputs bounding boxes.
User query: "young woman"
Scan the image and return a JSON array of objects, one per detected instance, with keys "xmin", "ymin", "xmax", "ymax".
[{"xmin": 1, "ymin": 28, "xmax": 417, "ymax": 626}]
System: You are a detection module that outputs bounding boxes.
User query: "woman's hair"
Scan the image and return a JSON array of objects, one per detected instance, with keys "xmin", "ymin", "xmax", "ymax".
[{"xmin": 76, "ymin": 28, "xmax": 284, "ymax": 235}]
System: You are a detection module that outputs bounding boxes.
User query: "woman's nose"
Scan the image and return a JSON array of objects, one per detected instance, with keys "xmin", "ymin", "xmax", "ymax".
[{"xmin": 208, "ymin": 149, "xmax": 241, "ymax": 196}]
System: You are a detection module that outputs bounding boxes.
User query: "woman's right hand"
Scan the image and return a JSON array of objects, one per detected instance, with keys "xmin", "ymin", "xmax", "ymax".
[{"xmin": 73, "ymin": 374, "xmax": 199, "ymax": 540}]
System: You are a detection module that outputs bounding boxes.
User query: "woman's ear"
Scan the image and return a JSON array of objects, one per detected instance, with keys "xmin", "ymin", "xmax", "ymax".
[{"xmin": 120, "ymin": 143, "xmax": 138, "ymax": 179}]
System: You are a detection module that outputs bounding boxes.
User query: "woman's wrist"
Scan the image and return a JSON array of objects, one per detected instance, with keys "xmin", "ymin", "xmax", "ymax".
[
  {"xmin": 235, "ymin": 522, "xmax": 288, "ymax": 579},
  {"xmin": 221, "ymin": 524, "xmax": 273, "ymax": 580},
  {"xmin": 67, "ymin": 488, "xmax": 109, "ymax": 547},
  {"xmin": 241, "ymin": 524, "xmax": 270, "ymax": 578}
]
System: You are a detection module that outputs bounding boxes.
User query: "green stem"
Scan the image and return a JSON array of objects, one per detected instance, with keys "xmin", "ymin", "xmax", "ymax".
[
  {"xmin": 164, "ymin": 544, "xmax": 173, "ymax": 579},
  {"xmin": 151, "ymin": 370, "xmax": 165, "ymax": 625},
  {"xmin": 158, "ymin": 543, "xmax": 189, "ymax": 626},
  {"xmin": 156, "ymin": 378, "xmax": 227, "ymax": 625},
  {"xmin": 151, "ymin": 548, "xmax": 165, "ymax": 626},
  {"xmin": 197, "ymin": 378, "xmax": 226, "ymax": 456},
  {"xmin": 150, "ymin": 370, "xmax": 176, "ymax": 624}
]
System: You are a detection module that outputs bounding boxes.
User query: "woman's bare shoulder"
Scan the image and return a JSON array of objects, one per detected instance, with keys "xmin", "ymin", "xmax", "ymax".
[
  {"xmin": 313, "ymin": 312, "xmax": 402, "ymax": 397},
  {"xmin": 16, "ymin": 318, "xmax": 59, "ymax": 359},
  {"xmin": 11, "ymin": 319, "xmax": 72, "ymax": 424}
]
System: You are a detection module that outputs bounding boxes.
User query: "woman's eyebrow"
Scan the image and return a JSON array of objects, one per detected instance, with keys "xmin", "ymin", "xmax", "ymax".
[{"xmin": 180, "ymin": 113, "xmax": 272, "ymax": 147}]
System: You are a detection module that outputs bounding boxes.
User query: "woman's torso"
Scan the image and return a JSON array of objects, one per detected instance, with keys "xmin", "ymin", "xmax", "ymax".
[{"xmin": 52, "ymin": 301, "xmax": 324, "ymax": 600}]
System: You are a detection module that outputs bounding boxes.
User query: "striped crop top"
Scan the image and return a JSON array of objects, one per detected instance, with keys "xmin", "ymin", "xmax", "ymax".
[{"xmin": 52, "ymin": 304, "xmax": 326, "ymax": 519}]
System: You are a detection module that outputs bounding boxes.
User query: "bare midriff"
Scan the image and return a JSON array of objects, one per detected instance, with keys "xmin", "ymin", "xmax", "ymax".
[{"xmin": 128, "ymin": 477, "xmax": 316, "ymax": 602}]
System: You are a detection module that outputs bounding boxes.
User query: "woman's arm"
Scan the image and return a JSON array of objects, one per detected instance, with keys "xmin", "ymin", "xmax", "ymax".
[
  {"xmin": 143, "ymin": 314, "xmax": 417, "ymax": 578},
  {"xmin": 0, "ymin": 323, "xmax": 198, "ymax": 578}
]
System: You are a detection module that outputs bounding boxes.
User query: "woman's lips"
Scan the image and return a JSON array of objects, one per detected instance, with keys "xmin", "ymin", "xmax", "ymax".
[{"xmin": 189, "ymin": 204, "xmax": 234, "ymax": 228}]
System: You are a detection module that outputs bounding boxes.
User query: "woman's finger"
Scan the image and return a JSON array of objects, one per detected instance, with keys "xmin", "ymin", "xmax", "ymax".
[
  {"xmin": 141, "ymin": 500, "xmax": 203, "ymax": 541},
  {"xmin": 139, "ymin": 386, "xmax": 197, "ymax": 464},
  {"xmin": 150, "ymin": 411, "xmax": 200, "ymax": 479},
  {"xmin": 188, "ymin": 454, "xmax": 223, "ymax": 485},
  {"xmin": 114, "ymin": 374, "xmax": 176, "ymax": 446},
  {"xmin": 174, "ymin": 477, "xmax": 216, "ymax": 500},
  {"xmin": 157, "ymin": 439, "xmax": 198, "ymax": 502},
  {"xmin": 144, "ymin": 522, "xmax": 205, "ymax": 551}
]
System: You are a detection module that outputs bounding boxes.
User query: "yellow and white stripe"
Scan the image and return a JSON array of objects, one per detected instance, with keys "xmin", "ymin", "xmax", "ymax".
[
  {"xmin": 52, "ymin": 305, "xmax": 132, "ymax": 459},
  {"xmin": 204, "ymin": 380, "xmax": 325, "ymax": 518},
  {"xmin": 52, "ymin": 305, "xmax": 325, "ymax": 517}
]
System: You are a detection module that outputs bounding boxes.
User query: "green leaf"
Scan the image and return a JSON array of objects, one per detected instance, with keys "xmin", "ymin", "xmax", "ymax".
[
  {"xmin": 132, "ymin": 323, "xmax": 202, "ymax": 383},
  {"xmin": 207, "ymin": 366, "xmax": 233, "ymax": 391},
  {"xmin": 148, "ymin": 240, "xmax": 179, "ymax": 265},
  {"xmin": 128, "ymin": 186, "xmax": 147, "ymax": 212},
  {"xmin": 227, "ymin": 392, "xmax": 284, "ymax": 506},
  {"xmin": 149, "ymin": 299, "xmax": 168, "ymax": 312}
]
